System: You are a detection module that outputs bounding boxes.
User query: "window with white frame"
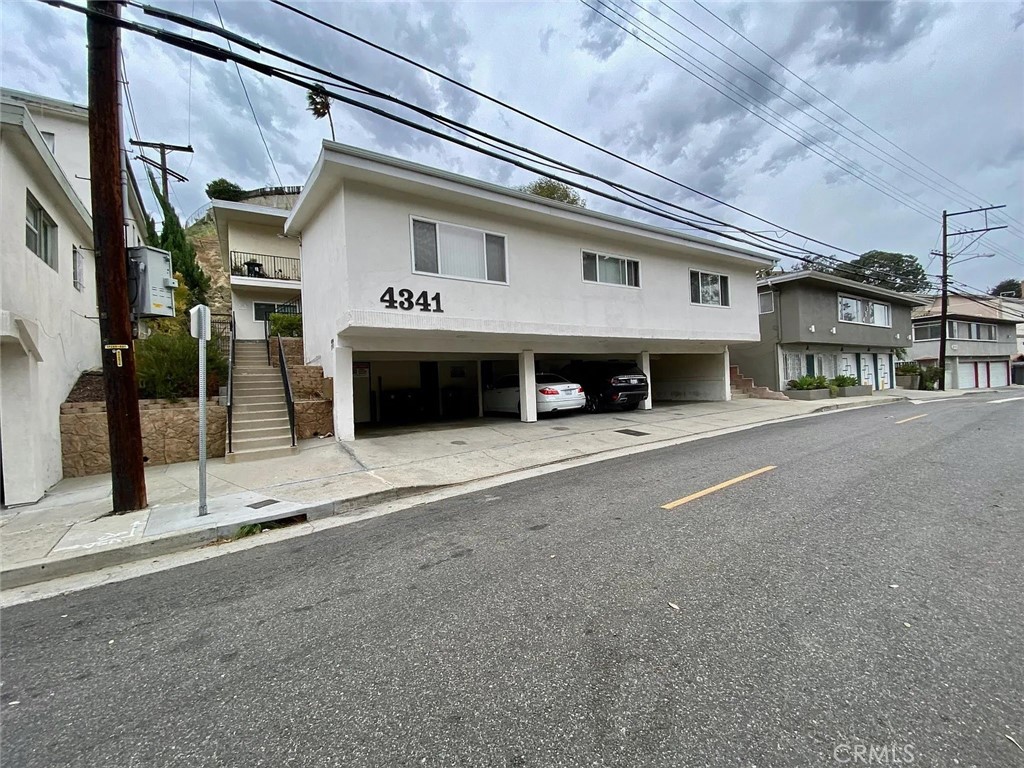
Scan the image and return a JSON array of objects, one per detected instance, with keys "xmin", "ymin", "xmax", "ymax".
[
  {"xmin": 690, "ymin": 270, "xmax": 730, "ymax": 306},
  {"xmin": 582, "ymin": 251, "xmax": 640, "ymax": 287},
  {"xmin": 758, "ymin": 291, "xmax": 774, "ymax": 314},
  {"xmin": 913, "ymin": 322, "xmax": 940, "ymax": 341},
  {"xmin": 949, "ymin": 320, "xmax": 997, "ymax": 340},
  {"xmin": 838, "ymin": 295, "xmax": 891, "ymax": 327},
  {"xmin": 73, "ymin": 246, "xmax": 85, "ymax": 292},
  {"xmin": 412, "ymin": 218, "xmax": 507, "ymax": 283},
  {"xmin": 26, "ymin": 191, "xmax": 57, "ymax": 270}
]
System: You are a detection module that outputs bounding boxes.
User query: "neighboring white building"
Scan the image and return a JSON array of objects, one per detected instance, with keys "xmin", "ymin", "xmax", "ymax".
[
  {"xmin": 909, "ymin": 294, "xmax": 1021, "ymax": 389},
  {"xmin": 212, "ymin": 199, "xmax": 301, "ymax": 341},
  {"xmin": 283, "ymin": 142, "xmax": 775, "ymax": 440},
  {"xmin": 0, "ymin": 90, "xmax": 148, "ymax": 506}
]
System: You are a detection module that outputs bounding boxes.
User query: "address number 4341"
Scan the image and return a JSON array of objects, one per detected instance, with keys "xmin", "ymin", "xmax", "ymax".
[{"xmin": 379, "ymin": 287, "xmax": 444, "ymax": 313}]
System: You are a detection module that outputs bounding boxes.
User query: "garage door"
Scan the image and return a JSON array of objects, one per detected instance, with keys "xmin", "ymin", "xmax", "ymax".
[
  {"xmin": 990, "ymin": 361, "xmax": 1009, "ymax": 388},
  {"xmin": 957, "ymin": 361, "xmax": 976, "ymax": 388}
]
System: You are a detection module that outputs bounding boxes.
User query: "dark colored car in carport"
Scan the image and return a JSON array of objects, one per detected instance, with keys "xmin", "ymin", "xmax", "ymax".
[{"xmin": 560, "ymin": 361, "xmax": 649, "ymax": 412}]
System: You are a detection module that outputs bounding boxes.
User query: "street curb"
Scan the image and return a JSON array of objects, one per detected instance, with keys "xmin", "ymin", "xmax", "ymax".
[
  {"xmin": 810, "ymin": 397, "xmax": 905, "ymax": 414},
  {"xmin": 0, "ymin": 484, "xmax": 447, "ymax": 590},
  {"xmin": 0, "ymin": 398, "xmax": 915, "ymax": 591}
]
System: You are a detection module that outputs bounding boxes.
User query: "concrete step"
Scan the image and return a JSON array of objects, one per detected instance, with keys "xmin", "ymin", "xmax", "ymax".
[
  {"xmin": 233, "ymin": 384, "xmax": 285, "ymax": 395},
  {"xmin": 224, "ymin": 444, "xmax": 299, "ymax": 464},
  {"xmin": 232, "ymin": 424, "xmax": 292, "ymax": 440},
  {"xmin": 233, "ymin": 403, "xmax": 288, "ymax": 415},
  {"xmin": 231, "ymin": 393, "xmax": 282, "ymax": 405},
  {"xmin": 231, "ymin": 433, "xmax": 294, "ymax": 450},
  {"xmin": 730, "ymin": 392, "xmax": 751, "ymax": 399},
  {"xmin": 232, "ymin": 413, "xmax": 289, "ymax": 426}
]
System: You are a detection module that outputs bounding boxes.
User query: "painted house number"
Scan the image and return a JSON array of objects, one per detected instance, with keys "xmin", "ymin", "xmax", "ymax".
[{"xmin": 379, "ymin": 287, "xmax": 444, "ymax": 313}]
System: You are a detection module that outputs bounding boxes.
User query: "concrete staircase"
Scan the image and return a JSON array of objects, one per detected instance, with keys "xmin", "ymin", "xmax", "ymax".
[
  {"xmin": 226, "ymin": 342, "xmax": 298, "ymax": 463},
  {"xmin": 730, "ymin": 365, "xmax": 789, "ymax": 401}
]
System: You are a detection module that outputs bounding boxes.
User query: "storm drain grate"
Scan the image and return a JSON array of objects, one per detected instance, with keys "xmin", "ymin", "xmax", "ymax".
[
  {"xmin": 616, "ymin": 429, "xmax": 650, "ymax": 437},
  {"xmin": 247, "ymin": 499, "xmax": 280, "ymax": 510}
]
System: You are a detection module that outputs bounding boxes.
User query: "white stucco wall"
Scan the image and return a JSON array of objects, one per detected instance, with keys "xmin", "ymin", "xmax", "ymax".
[
  {"xmin": 1, "ymin": 138, "xmax": 98, "ymax": 504},
  {"xmin": 230, "ymin": 285, "xmax": 303, "ymax": 341},
  {"xmin": 228, "ymin": 220, "xmax": 300, "ymax": 261},
  {"xmin": 300, "ymin": 186, "xmax": 348, "ymax": 377},
  {"xmin": 341, "ymin": 182, "xmax": 760, "ymax": 341}
]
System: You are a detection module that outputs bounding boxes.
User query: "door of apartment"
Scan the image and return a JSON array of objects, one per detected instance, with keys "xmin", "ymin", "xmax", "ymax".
[
  {"xmin": 977, "ymin": 362, "xmax": 990, "ymax": 388},
  {"xmin": 860, "ymin": 354, "xmax": 876, "ymax": 389}
]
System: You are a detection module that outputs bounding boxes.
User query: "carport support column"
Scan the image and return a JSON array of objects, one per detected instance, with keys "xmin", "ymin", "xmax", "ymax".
[
  {"xmin": 333, "ymin": 343, "xmax": 355, "ymax": 441},
  {"xmin": 518, "ymin": 350, "xmax": 538, "ymax": 423},
  {"xmin": 723, "ymin": 347, "xmax": 732, "ymax": 401},
  {"xmin": 636, "ymin": 351, "xmax": 653, "ymax": 410}
]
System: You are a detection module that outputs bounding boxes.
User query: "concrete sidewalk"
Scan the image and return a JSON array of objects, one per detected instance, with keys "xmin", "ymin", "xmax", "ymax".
[{"xmin": 0, "ymin": 387, "xmax": 992, "ymax": 589}]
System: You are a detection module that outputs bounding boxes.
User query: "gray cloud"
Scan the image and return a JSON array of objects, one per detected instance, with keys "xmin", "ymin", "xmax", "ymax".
[{"xmin": 579, "ymin": 5, "xmax": 628, "ymax": 60}]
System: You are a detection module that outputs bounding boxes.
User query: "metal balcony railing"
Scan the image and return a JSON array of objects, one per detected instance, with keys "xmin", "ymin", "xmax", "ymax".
[{"xmin": 229, "ymin": 250, "xmax": 301, "ymax": 282}]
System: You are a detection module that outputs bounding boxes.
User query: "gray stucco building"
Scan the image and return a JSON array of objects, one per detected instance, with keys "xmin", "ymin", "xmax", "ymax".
[{"xmin": 730, "ymin": 271, "xmax": 927, "ymax": 392}]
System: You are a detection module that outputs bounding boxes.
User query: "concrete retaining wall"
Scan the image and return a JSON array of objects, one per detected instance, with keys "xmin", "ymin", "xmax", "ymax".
[{"xmin": 61, "ymin": 399, "xmax": 226, "ymax": 477}]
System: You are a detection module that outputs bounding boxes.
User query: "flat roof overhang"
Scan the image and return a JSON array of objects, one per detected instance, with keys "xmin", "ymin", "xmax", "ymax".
[{"xmin": 287, "ymin": 143, "xmax": 777, "ymax": 271}]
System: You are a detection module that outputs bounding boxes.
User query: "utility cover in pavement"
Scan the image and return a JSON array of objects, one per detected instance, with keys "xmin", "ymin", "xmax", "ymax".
[
  {"xmin": 247, "ymin": 499, "xmax": 280, "ymax": 509},
  {"xmin": 616, "ymin": 429, "xmax": 650, "ymax": 437}
]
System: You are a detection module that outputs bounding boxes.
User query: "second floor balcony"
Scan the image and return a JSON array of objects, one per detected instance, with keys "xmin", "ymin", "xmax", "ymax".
[{"xmin": 230, "ymin": 250, "xmax": 301, "ymax": 283}]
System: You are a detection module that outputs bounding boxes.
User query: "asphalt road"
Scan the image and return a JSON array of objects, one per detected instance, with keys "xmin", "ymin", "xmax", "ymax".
[{"xmin": 2, "ymin": 396, "xmax": 1022, "ymax": 767}]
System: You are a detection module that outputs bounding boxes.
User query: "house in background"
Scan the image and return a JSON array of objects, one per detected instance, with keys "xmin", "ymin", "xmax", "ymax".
[
  {"xmin": 729, "ymin": 271, "xmax": 927, "ymax": 393},
  {"xmin": 285, "ymin": 141, "xmax": 776, "ymax": 441},
  {"xmin": 212, "ymin": 199, "xmax": 301, "ymax": 341},
  {"xmin": 909, "ymin": 294, "xmax": 1020, "ymax": 389},
  {"xmin": 0, "ymin": 89, "xmax": 148, "ymax": 506}
]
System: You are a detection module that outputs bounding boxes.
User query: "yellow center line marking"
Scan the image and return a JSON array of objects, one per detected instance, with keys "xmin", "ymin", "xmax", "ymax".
[
  {"xmin": 661, "ymin": 465, "xmax": 776, "ymax": 510},
  {"xmin": 894, "ymin": 413, "xmax": 928, "ymax": 424}
]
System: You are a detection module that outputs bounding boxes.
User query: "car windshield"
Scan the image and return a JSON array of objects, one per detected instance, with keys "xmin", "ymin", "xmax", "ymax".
[{"xmin": 536, "ymin": 374, "xmax": 569, "ymax": 384}]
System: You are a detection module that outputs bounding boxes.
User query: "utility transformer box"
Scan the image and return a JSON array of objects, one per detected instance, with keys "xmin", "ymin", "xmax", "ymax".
[{"xmin": 129, "ymin": 246, "xmax": 178, "ymax": 318}]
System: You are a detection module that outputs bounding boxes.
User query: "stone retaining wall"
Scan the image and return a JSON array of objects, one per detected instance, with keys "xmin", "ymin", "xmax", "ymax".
[
  {"xmin": 61, "ymin": 399, "xmax": 226, "ymax": 477},
  {"xmin": 294, "ymin": 400, "xmax": 333, "ymax": 439},
  {"xmin": 269, "ymin": 337, "xmax": 304, "ymax": 369}
]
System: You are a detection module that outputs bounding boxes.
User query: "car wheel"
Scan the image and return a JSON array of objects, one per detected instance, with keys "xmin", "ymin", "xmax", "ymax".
[{"xmin": 584, "ymin": 395, "xmax": 599, "ymax": 413}]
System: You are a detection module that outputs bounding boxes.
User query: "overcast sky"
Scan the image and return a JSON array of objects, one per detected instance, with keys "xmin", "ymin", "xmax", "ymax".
[{"xmin": 3, "ymin": 0, "xmax": 1022, "ymax": 292}]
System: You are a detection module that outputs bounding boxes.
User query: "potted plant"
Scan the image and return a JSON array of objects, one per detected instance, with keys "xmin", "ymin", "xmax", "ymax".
[
  {"xmin": 895, "ymin": 362, "xmax": 921, "ymax": 390},
  {"xmin": 830, "ymin": 374, "xmax": 872, "ymax": 397},
  {"xmin": 785, "ymin": 374, "xmax": 832, "ymax": 400}
]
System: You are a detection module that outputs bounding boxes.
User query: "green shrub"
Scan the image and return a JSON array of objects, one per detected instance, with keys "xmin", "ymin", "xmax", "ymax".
[
  {"xmin": 136, "ymin": 331, "xmax": 228, "ymax": 401},
  {"xmin": 919, "ymin": 365, "xmax": 942, "ymax": 390},
  {"xmin": 896, "ymin": 361, "xmax": 921, "ymax": 375},
  {"xmin": 830, "ymin": 374, "xmax": 859, "ymax": 388},
  {"xmin": 269, "ymin": 312, "xmax": 302, "ymax": 337},
  {"xmin": 787, "ymin": 374, "xmax": 829, "ymax": 390}
]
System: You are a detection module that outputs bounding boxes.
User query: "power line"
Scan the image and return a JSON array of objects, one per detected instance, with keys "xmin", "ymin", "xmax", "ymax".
[
  {"xmin": 57, "ymin": 0, "xmax": 953, "ymax": 291},
  {"xmin": 640, "ymin": 0, "xmax": 1024, "ymax": 241},
  {"xmin": 584, "ymin": 0, "xmax": 947, "ymax": 224},
  {"xmin": 210, "ymin": 0, "xmax": 282, "ymax": 185},
  {"xmin": 686, "ymin": 0, "xmax": 1024, "ymax": 236}
]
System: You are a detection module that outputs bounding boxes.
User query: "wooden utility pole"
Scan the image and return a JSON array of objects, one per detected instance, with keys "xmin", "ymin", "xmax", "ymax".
[
  {"xmin": 129, "ymin": 140, "xmax": 193, "ymax": 201},
  {"xmin": 937, "ymin": 204, "xmax": 1007, "ymax": 392},
  {"xmin": 87, "ymin": 0, "xmax": 147, "ymax": 511},
  {"xmin": 938, "ymin": 210, "xmax": 949, "ymax": 391}
]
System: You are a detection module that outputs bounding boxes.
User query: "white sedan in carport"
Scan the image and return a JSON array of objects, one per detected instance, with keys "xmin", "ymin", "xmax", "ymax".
[{"xmin": 483, "ymin": 373, "xmax": 586, "ymax": 415}]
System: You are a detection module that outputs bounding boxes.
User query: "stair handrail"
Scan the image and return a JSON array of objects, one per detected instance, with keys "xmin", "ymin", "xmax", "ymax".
[
  {"xmin": 227, "ymin": 312, "xmax": 236, "ymax": 454},
  {"xmin": 276, "ymin": 334, "xmax": 297, "ymax": 447}
]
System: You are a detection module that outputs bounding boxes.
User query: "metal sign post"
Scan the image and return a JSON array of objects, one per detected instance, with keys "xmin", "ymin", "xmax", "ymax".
[{"xmin": 190, "ymin": 305, "xmax": 211, "ymax": 516}]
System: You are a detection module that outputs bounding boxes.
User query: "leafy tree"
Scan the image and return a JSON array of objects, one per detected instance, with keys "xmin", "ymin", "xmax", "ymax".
[
  {"xmin": 989, "ymin": 277, "xmax": 1022, "ymax": 298},
  {"xmin": 516, "ymin": 177, "xmax": 586, "ymax": 207},
  {"xmin": 205, "ymin": 178, "xmax": 247, "ymax": 202},
  {"xmin": 835, "ymin": 250, "xmax": 930, "ymax": 293},
  {"xmin": 147, "ymin": 171, "xmax": 210, "ymax": 310},
  {"xmin": 306, "ymin": 87, "xmax": 335, "ymax": 141}
]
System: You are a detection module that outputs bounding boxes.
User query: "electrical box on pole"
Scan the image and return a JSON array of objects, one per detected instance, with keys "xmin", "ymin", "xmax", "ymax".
[{"xmin": 128, "ymin": 246, "xmax": 178, "ymax": 317}]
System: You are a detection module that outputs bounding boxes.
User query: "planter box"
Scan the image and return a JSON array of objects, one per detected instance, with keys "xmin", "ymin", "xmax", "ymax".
[
  {"xmin": 785, "ymin": 389, "xmax": 832, "ymax": 400},
  {"xmin": 895, "ymin": 374, "xmax": 920, "ymax": 390},
  {"xmin": 836, "ymin": 384, "xmax": 873, "ymax": 397}
]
